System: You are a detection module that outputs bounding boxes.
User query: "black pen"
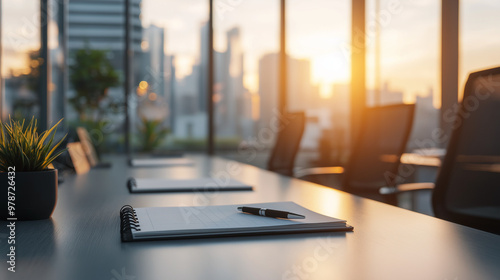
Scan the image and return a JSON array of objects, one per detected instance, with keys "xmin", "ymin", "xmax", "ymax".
[{"xmin": 237, "ymin": 206, "xmax": 305, "ymax": 219}]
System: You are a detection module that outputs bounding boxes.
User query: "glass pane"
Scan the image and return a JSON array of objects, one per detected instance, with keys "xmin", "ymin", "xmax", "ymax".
[
  {"xmin": 287, "ymin": 0, "xmax": 351, "ymax": 167},
  {"xmin": 67, "ymin": 0, "xmax": 129, "ymax": 153},
  {"xmin": 1, "ymin": 0, "xmax": 41, "ymax": 121},
  {"xmin": 460, "ymin": 0, "xmax": 500, "ymax": 96},
  {"xmin": 48, "ymin": 0, "xmax": 65, "ymax": 126},
  {"xmin": 131, "ymin": 0, "xmax": 208, "ymax": 155},
  {"xmin": 366, "ymin": 0, "xmax": 440, "ymax": 151},
  {"xmin": 213, "ymin": 0, "xmax": 279, "ymax": 167}
]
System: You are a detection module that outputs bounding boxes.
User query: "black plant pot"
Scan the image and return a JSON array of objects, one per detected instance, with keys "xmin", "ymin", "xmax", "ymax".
[{"xmin": 0, "ymin": 169, "xmax": 58, "ymax": 220}]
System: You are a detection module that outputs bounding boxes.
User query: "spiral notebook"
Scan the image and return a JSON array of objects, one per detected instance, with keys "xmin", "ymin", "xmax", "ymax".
[
  {"xmin": 120, "ymin": 201, "xmax": 353, "ymax": 242},
  {"xmin": 127, "ymin": 177, "xmax": 253, "ymax": 193},
  {"xmin": 129, "ymin": 157, "xmax": 194, "ymax": 167}
]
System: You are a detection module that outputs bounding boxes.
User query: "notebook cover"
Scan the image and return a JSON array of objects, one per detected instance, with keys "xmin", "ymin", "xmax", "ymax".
[{"xmin": 127, "ymin": 178, "xmax": 253, "ymax": 193}]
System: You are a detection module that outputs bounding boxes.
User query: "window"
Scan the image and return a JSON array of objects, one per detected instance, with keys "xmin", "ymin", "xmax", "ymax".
[
  {"xmin": 460, "ymin": 0, "xmax": 500, "ymax": 95},
  {"xmin": 366, "ymin": 0, "xmax": 440, "ymax": 151},
  {"xmin": 213, "ymin": 0, "xmax": 279, "ymax": 167},
  {"xmin": 66, "ymin": 0, "xmax": 131, "ymax": 153},
  {"xmin": 1, "ymin": 0, "xmax": 41, "ymax": 121},
  {"xmin": 131, "ymin": 0, "xmax": 208, "ymax": 155},
  {"xmin": 48, "ymin": 0, "xmax": 65, "ymax": 126},
  {"xmin": 287, "ymin": 0, "xmax": 351, "ymax": 166}
]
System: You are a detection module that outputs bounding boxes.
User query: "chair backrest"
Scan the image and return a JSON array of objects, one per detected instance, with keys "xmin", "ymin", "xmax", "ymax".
[
  {"xmin": 267, "ymin": 112, "xmax": 305, "ymax": 176},
  {"xmin": 343, "ymin": 104, "xmax": 415, "ymax": 192},
  {"xmin": 433, "ymin": 66, "xmax": 500, "ymax": 234}
]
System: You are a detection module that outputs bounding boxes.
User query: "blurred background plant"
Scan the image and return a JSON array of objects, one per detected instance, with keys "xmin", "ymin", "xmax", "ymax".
[
  {"xmin": 135, "ymin": 91, "xmax": 170, "ymax": 153},
  {"xmin": 138, "ymin": 116, "xmax": 170, "ymax": 152},
  {"xmin": 68, "ymin": 48, "xmax": 122, "ymax": 154},
  {"xmin": 68, "ymin": 48, "xmax": 120, "ymax": 122}
]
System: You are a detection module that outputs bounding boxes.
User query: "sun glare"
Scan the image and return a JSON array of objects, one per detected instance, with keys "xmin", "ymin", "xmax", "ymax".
[
  {"xmin": 173, "ymin": 55, "xmax": 195, "ymax": 79},
  {"xmin": 312, "ymin": 53, "xmax": 349, "ymax": 85},
  {"xmin": 319, "ymin": 82, "xmax": 333, "ymax": 99},
  {"xmin": 244, "ymin": 73, "xmax": 258, "ymax": 94}
]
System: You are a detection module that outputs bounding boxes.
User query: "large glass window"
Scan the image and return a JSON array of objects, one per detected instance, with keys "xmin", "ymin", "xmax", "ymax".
[
  {"xmin": 1, "ymin": 1, "xmax": 41, "ymax": 121},
  {"xmin": 48, "ymin": 0, "xmax": 65, "ymax": 126},
  {"xmin": 286, "ymin": 0, "xmax": 351, "ymax": 167},
  {"xmin": 213, "ymin": 0, "xmax": 279, "ymax": 167},
  {"xmin": 66, "ymin": 0, "xmax": 132, "ymax": 153},
  {"xmin": 366, "ymin": 0, "xmax": 440, "ymax": 151},
  {"xmin": 0, "ymin": 0, "xmax": 459, "ymax": 164},
  {"xmin": 131, "ymin": 0, "xmax": 208, "ymax": 155},
  {"xmin": 460, "ymin": 0, "xmax": 500, "ymax": 95}
]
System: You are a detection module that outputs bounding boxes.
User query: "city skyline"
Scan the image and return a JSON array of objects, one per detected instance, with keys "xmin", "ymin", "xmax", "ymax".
[
  {"xmin": 1, "ymin": 0, "xmax": 497, "ymax": 152},
  {"xmin": 4, "ymin": 0, "xmax": 500, "ymax": 108},
  {"xmin": 0, "ymin": 1, "xmax": 440, "ymax": 147}
]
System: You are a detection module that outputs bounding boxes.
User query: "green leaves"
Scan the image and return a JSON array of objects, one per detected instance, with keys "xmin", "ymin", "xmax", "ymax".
[
  {"xmin": 0, "ymin": 117, "xmax": 67, "ymax": 172},
  {"xmin": 138, "ymin": 116, "xmax": 170, "ymax": 152},
  {"xmin": 69, "ymin": 48, "xmax": 120, "ymax": 120}
]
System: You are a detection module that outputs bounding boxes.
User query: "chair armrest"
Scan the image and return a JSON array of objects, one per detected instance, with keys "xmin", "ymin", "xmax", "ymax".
[
  {"xmin": 379, "ymin": 182, "xmax": 435, "ymax": 195},
  {"xmin": 294, "ymin": 166, "xmax": 345, "ymax": 179}
]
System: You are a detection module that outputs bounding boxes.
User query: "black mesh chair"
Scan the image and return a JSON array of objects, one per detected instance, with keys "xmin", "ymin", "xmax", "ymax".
[
  {"xmin": 267, "ymin": 112, "xmax": 305, "ymax": 177},
  {"xmin": 297, "ymin": 104, "xmax": 416, "ymax": 204},
  {"xmin": 381, "ymin": 66, "xmax": 500, "ymax": 234}
]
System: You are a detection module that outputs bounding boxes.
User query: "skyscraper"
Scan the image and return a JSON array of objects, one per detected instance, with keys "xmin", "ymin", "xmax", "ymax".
[
  {"xmin": 68, "ymin": 0, "xmax": 142, "ymax": 71},
  {"xmin": 287, "ymin": 58, "xmax": 316, "ymax": 112},
  {"xmin": 258, "ymin": 53, "xmax": 278, "ymax": 131},
  {"xmin": 218, "ymin": 27, "xmax": 244, "ymax": 137},
  {"xmin": 258, "ymin": 53, "xmax": 316, "ymax": 129},
  {"xmin": 167, "ymin": 55, "xmax": 176, "ymax": 131},
  {"xmin": 199, "ymin": 22, "xmax": 209, "ymax": 112},
  {"xmin": 408, "ymin": 88, "xmax": 439, "ymax": 149},
  {"xmin": 142, "ymin": 25, "xmax": 166, "ymax": 97}
]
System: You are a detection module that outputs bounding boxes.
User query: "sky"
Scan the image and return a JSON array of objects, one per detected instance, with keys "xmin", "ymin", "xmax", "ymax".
[
  {"xmin": 140, "ymin": 0, "xmax": 500, "ymax": 105},
  {"xmin": 2, "ymin": 0, "xmax": 500, "ymax": 108},
  {"xmin": 1, "ymin": 0, "xmax": 41, "ymax": 74}
]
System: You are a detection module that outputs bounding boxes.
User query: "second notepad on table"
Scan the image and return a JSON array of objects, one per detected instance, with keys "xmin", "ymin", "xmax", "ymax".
[{"xmin": 127, "ymin": 177, "xmax": 253, "ymax": 193}]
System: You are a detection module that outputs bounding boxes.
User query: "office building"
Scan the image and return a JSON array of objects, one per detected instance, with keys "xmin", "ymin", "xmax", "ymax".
[
  {"xmin": 141, "ymin": 24, "xmax": 166, "ymax": 97},
  {"xmin": 68, "ymin": 0, "xmax": 142, "ymax": 54}
]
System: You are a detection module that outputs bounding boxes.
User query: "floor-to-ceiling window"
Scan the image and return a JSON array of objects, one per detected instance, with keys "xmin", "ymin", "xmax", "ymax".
[
  {"xmin": 130, "ymin": 0, "xmax": 208, "ymax": 155},
  {"xmin": 286, "ymin": 0, "xmax": 351, "ymax": 167},
  {"xmin": 48, "ymin": 0, "xmax": 66, "ymax": 127},
  {"xmin": 460, "ymin": 0, "xmax": 500, "ymax": 94},
  {"xmin": 66, "ymin": 0, "xmax": 133, "ymax": 153},
  {"xmin": 366, "ymin": 0, "xmax": 440, "ymax": 152},
  {"xmin": 213, "ymin": 0, "xmax": 279, "ymax": 167},
  {"xmin": 0, "ymin": 0, "xmax": 475, "ymax": 169},
  {"xmin": 1, "ymin": 0, "xmax": 41, "ymax": 121}
]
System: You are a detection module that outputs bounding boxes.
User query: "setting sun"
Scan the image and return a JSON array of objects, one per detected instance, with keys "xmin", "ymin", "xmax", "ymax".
[{"xmin": 311, "ymin": 53, "xmax": 350, "ymax": 85}]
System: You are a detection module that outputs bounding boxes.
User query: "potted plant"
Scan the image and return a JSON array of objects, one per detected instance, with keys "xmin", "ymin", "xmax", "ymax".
[
  {"xmin": 0, "ymin": 118, "xmax": 66, "ymax": 220},
  {"xmin": 68, "ymin": 48, "xmax": 121, "ymax": 154},
  {"xmin": 138, "ymin": 116, "xmax": 170, "ymax": 153}
]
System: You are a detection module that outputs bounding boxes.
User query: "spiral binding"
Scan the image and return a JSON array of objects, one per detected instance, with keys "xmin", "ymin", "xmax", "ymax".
[{"xmin": 120, "ymin": 205, "xmax": 141, "ymax": 242}]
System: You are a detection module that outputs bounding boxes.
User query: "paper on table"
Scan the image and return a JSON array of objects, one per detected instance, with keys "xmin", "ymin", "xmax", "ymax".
[
  {"xmin": 129, "ymin": 158, "xmax": 194, "ymax": 167},
  {"xmin": 130, "ymin": 177, "xmax": 253, "ymax": 192},
  {"xmin": 132, "ymin": 201, "xmax": 346, "ymax": 238}
]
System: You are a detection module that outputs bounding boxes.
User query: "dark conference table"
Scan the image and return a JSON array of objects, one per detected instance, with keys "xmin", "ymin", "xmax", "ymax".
[{"xmin": 2, "ymin": 155, "xmax": 500, "ymax": 280}]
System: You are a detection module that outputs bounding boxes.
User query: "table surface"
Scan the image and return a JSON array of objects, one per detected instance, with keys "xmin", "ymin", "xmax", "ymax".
[{"xmin": 2, "ymin": 155, "xmax": 500, "ymax": 280}]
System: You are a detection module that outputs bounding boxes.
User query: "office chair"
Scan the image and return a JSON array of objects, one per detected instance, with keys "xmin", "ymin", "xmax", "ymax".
[
  {"xmin": 267, "ymin": 112, "xmax": 305, "ymax": 176},
  {"xmin": 297, "ymin": 104, "xmax": 416, "ymax": 204},
  {"xmin": 381, "ymin": 66, "xmax": 500, "ymax": 234}
]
